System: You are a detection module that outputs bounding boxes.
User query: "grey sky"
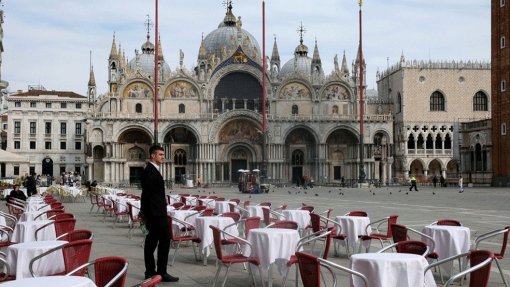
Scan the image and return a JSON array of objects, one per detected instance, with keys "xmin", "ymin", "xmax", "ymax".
[{"xmin": 2, "ymin": 0, "xmax": 490, "ymax": 96}]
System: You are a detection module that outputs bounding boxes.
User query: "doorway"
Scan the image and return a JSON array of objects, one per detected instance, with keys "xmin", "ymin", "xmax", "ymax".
[
  {"xmin": 231, "ymin": 159, "xmax": 247, "ymax": 183},
  {"xmin": 175, "ymin": 167, "xmax": 186, "ymax": 184},
  {"xmin": 129, "ymin": 167, "xmax": 143, "ymax": 185},
  {"xmin": 292, "ymin": 166, "xmax": 303, "ymax": 185}
]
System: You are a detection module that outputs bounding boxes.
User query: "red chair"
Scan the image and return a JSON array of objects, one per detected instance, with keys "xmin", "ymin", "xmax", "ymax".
[
  {"xmin": 426, "ymin": 250, "xmax": 494, "ymax": 287},
  {"xmin": 94, "ymin": 194, "xmax": 107, "ymax": 214},
  {"xmin": 0, "ymin": 225, "xmax": 14, "ymax": 248},
  {"xmin": 262, "ymin": 206, "xmax": 282, "ymax": 226},
  {"xmin": 433, "ymin": 219, "xmax": 462, "ymax": 226},
  {"xmin": 210, "ymin": 225, "xmax": 264, "ymax": 287},
  {"xmin": 378, "ymin": 240, "xmax": 429, "ymax": 256},
  {"xmin": 35, "ymin": 218, "xmax": 76, "ymax": 240},
  {"xmin": 34, "ymin": 209, "xmax": 65, "ymax": 221},
  {"xmin": 171, "ymin": 202, "xmax": 185, "ymax": 209},
  {"xmin": 475, "ymin": 226, "xmax": 509, "ymax": 287},
  {"xmin": 50, "ymin": 213, "xmax": 75, "ymax": 220},
  {"xmin": 29, "ymin": 239, "xmax": 93, "ymax": 277},
  {"xmin": 201, "ymin": 208, "xmax": 215, "ymax": 217},
  {"xmin": 67, "ymin": 256, "xmax": 129, "ymax": 287},
  {"xmin": 258, "ymin": 202, "xmax": 271, "ymax": 207},
  {"xmin": 56, "ymin": 229, "xmax": 94, "ymax": 241},
  {"xmin": 359, "ymin": 214, "xmax": 398, "ymax": 252},
  {"xmin": 267, "ymin": 220, "xmax": 299, "ymax": 230},
  {"xmin": 167, "ymin": 216, "xmax": 201, "ymax": 266},
  {"xmin": 229, "ymin": 198, "xmax": 241, "ymax": 205},
  {"xmin": 0, "ymin": 212, "xmax": 17, "ymax": 229},
  {"xmin": 219, "ymin": 212, "xmax": 241, "ymax": 223},
  {"xmin": 131, "ymin": 275, "xmax": 162, "ymax": 287},
  {"xmin": 300, "ymin": 205, "xmax": 314, "ymax": 213},
  {"xmin": 89, "ymin": 193, "xmax": 99, "ymax": 213},
  {"xmin": 311, "ymin": 213, "xmax": 349, "ymax": 257},
  {"xmin": 295, "ymin": 251, "xmax": 368, "ymax": 287},
  {"xmin": 111, "ymin": 201, "xmax": 129, "ymax": 228},
  {"xmin": 345, "ymin": 210, "xmax": 368, "ymax": 217},
  {"xmin": 100, "ymin": 197, "xmax": 115, "ymax": 222},
  {"xmin": 127, "ymin": 202, "xmax": 142, "ymax": 239}
]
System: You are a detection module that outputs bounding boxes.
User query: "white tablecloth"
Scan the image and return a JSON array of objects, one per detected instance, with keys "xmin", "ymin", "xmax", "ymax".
[
  {"xmin": 168, "ymin": 195, "xmax": 181, "ymax": 205},
  {"xmin": 0, "ymin": 275, "xmax": 97, "ymax": 287},
  {"xmin": 6, "ymin": 240, "xmax": 67, "ymax": 279},
  {"xmin": 183, "ymin": 196, "xmax": 198, "ymax": 206},
  {"xmin": 24, "ymin": 202, "xmax": 49, "ymax": 212},
  {"xmin": 246, "ymin": 205, "xmax": 265, "ymax": 219},
  {"xmin": 195, "ymin": 216, "xmax": 238, "ymax": 256},
  {"xmin": 282, "ymin": 210, "xmax": 310, "ymax": 230},
  {"xmin": 335, "ymin": 216, "xmax": 372, "ymax": 248},
  {"xmin": 12, "ymin": 220, "xmax": 56, "ymax": 243},
  {"xmin": 199, "ymin": 198, "xmax": 216, "ymax": 208},
  {"xmin": 350, "ymin": 253, "xmax": 436, "ymax": 287},
  {"xmin": 19, "ymin": 211, "xmax": 46, "ymax": 222},
  {"xmin": 422, "ymin": 225, "xmax": 470, "ymax": 274},
  {"xmin": 168, "ymin": 210, "xmax": 199, "ymax": 231},
  {"xmin": 245, "ymin": 228, "xmax": 300, "ymax": 275},
  {"xmin": 215, "ymin": 201, "xmax": 236, "ymax": 215}
]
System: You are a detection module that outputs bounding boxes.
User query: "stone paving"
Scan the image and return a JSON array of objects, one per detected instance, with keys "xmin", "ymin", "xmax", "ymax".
[{"xmin": 3, "ymin": 184, "xmax": 509, "ymax": 286}]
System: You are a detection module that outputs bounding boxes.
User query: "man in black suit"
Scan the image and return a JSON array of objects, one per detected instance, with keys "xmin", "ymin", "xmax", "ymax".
[
  {"xmin": 141, "ymin": 145, "xmax": 178, "ymax": 282},
  {"xmin": 26, "ymin": 174, "xmax": 37, "ymax": 197}
]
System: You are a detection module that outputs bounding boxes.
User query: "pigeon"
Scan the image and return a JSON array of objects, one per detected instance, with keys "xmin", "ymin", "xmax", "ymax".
[
  {"xmin": 288, "ymin": 191, "xmax": 291, "ymax": 194},
  {"xmin": 389, "ymin": 192, "xmax": 392, "ymax": 195},
  {"xmin": 272, "ymin": 190, "xmax": 274, "ymax": 193},
  {"xmin": 399, "ymin": 189, "xmax": 402, "ymax": 193},
  {"xmin": 249, "ymin": 195, "xmax": 252, "ymax": 198},
  {"xmin": 405, "ymin": 192, "xmax": 408, "ymax": 195},
  {"xmin": 328, "ymin": 190, "xmax": 331, "ymax": 193},
  {"xmin": 314, "ymin": 193, "xmax": 318, "ymax": 196},
  {"xmin": 213, "ymin": 191, "xmax": 216, "ymax": 194},
  {"xmin": 372, "ymin": 193, "xmax": 375, "ymax": 196},
  {"xmin": 432, "ymin": 192, "xmax": 435, "ymax": 195},
  {"xmin": 304, "ymin": 191, "xmax": 308, "ymax": 195}
]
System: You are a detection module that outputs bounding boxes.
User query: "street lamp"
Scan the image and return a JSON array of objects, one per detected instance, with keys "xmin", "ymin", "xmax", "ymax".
[{"xmin": 358, "ymin": 0, "xmax": 366, "ymax": 184}]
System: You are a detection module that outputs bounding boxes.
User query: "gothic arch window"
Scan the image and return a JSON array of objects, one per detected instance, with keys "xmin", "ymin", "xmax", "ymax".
[
  {"xmin": 396, "ymin": 93, "xmax": 402, "ymax": 113},
  {"xmin": 291, "ymin": 150, "xmax": 304, "ymax": 165},
  {"xmin": 435, "ymin": 134, "xmax": 442, "ymax": 149},
  {"xmin": 473, "ymin": 91, "xmax": 488, "ymax": 111},
  {"xmin": 407, "ymin": 134, "xmax": 415, "ymax": 149},
  {"xmin": 332, "ymin": 105, "xmax": 339, "ymax": 114},
  {"xmin": 417, "ymin": 134, "xmax": 425, "ymax": 149},
  {"xmin": 179, "ymin": 103, "xmax": 185, "ymax": 114},
  {"xmin": 292, "ymin": 105, "xmax": 299, "ymax": 115},
  {"xmin": 425, "ymin": 134, "xmax": 434, "ymax": 149},
  {"xmin": 430, "ymin": 91, "xmax": 445, "ymax": 111},
  {"xmin": 444, "ymin": 134, "xmax": 452, "ymax": 149},
  {"xmin": 135, "ymin": 103, "xmax": 142, "ymax": 113},
  {"xmin": 174, "ymin": 149, "xmax": 187, "ymax": 165}
]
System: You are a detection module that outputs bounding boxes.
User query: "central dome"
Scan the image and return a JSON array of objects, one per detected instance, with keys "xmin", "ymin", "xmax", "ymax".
[
  {"xmin": 128, "ymin": 34, "xmax": 171, "ymax": 78},
  {"xmin": 200, "ymin": 5, "xmax": 261, "ymax": 62}
]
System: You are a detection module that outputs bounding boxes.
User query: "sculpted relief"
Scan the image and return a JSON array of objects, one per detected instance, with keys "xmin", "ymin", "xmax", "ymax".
[
  {"xmin": 322, "ymin": 84, "xmax": 350, "ymax": 100},
  {"xmin": 219, "ymin": 120, "xmax": 259, "ymax": 143},
  {"xmin": 123, "ymin": 82, "xmax": 153, "ymax": 98},
  {"xmin": 165, "ymin": 81, "xmax": 198, "ymax": 98},
  {"xmin": 280, "ymin": 82, "xmax": 311, "ymax": 99}
]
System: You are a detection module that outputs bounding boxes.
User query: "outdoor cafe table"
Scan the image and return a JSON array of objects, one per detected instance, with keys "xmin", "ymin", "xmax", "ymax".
[
  {"xmin": 5, "ymin": 240, "xmax": 67, "ymax": 279},
  {"xmin": 12, "ymin": 219, "xmax": 56, "ymax": 243},
  {"xmin": 183, "ymin": 196, "xmax": 198, "ymax": 206},
  {"xmin": 195, "ymin": 216, "xmax": 238, "ymax": 264},
  {"xmin": 422, "ymin": 225, "xmax": 471, "ymax": 275},
  {"xmin": 199, "ymin": 198, "xmax": 216, "ymax": 209},
  {"xmin": 245, "ymin": 205, "xmax": 265, "ymax": 219},
  {"xmin": 168, "ymin": 195, "xmax": 181, "ymax": 205},
  {"xmin": 335, "ymin": 215, "xmax": 371, "ymax": 250},
  {"xmin": 0, "ymin": 275, "xmax": 97, "ymax": 287},
  {"xmin": 244, "ymin": 228, "xmax": 301, "ymax": 287},
  {"xmin": 168, "ymin": 210, "xmax": 199, "ymax": 232},
  {"xmin": 19, "ymin": 210, "xmax": 46, "ymax": 222},
  {"xmin": 350, "ymin": 253, "xmax": 436, "ymax": 287},
  {"xmin": 282, "ymin": 210, "xmax": 311, "ymax": 230},
  {"xmin": 214, "ymin": 201, "xmax": 236, "ymax": 215}
]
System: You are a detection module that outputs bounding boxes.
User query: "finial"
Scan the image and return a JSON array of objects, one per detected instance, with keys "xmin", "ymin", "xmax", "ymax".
[
  {"xmin": 201, "ymin": 32, "xmax": 204, "ymax": 41},
  {"xmin": 297, "ymin": 22, "xmax": 306, "ymax": 45},
  {"xmin": 274, "ymin": 34, "xmax": 277, "ymax": 42},
  {"xmin": 144, "ymin": 14, "xmax": 153, "ymax": 38},
  {"xmin": 358, "ymin": 0, "xmax": 363, "ymax": 7},
  {"xmin": 223, "ymin": 0, "xmax": 233, "ymax": 11}
]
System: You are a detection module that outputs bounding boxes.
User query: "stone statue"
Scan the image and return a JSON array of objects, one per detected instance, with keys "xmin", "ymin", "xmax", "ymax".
[
  {"xmin": 179, "ymin": 49, "xmax": 184, "ymax": 68},
  {"xmin": 334, "ymin": 54, "xmax": 340, "ymax": 73}
]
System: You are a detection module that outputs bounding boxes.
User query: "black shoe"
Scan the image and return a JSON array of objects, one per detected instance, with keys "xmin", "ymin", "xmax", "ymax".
[
  {"xmin": 159, "ymin": 273, "xmax": 179, "ymax": 282},
  {"xmin": 144, "ymin": 272, "xmax": 156, "ymax": 280}
]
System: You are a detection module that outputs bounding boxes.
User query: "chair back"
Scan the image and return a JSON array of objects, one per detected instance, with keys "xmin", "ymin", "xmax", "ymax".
[
  {"xmin": 391, "ymin": 223, "xmax": 409, "ymax": 243},
  {"xmin": 62, "ymin": 239, "xmax": 93, "ymax": 276},
  {"xmin": 57, "ymin": 229, "xmax": 94, "ymax": 241},
  {"xmin": 54, "ymin": 218, "xmax": 76, "ymax": 237},
  {"xmin": 395, "ymin": 240, "xmax": 428, "ymax": 256},
  {"xmin": 127, "ymin": 202, "xmax": 140, "ymax": 223},
  {"xmin": 215, "ymin": 197, "xmax": 225, "ymax": 201},
  {"xmin": 244, "ymin": 216, "xmax": 261, "ymax": 237},
  {"xmin": 295, "ymin": 252, "xmax": 321, "ymax": 287},
  {"xmin": 171, "ymin": 202, "xmax": 184, "ymax": 209},
  {"xmin": 93, "ymin": 256, "xmax": 129, "ymax": 287},
  {"xmin": 346, "ymin": 210, "xmax": 368, "ymax": 217},
  {"xmin": 269, "ymin": 221, "xmax": 299, "ymax": 230},
  {"xmin": 258, "ymin": 202, "xmax": 271, "ymax": 207},
  {"xmin": 436, "ymin": 219, "xmax": 462, "ymax": 226},
  {"xmin": 300, "ymin": 205, "xmax": 314, "ymax": 213},
  {"xmin": 468, "ymin": 250, "xmax": 493, "ymax": 287},
  {"xmin": 193, "ymin": 205, "xmax": 206, "ymax": 212},
  {"xmin": 385, "ymin": 215, "xmax": 399, "ymax": 237},
  {"xmin": 229, "ymin": 198, "xmax": 241, "ymax": 204},
  {"xmin": 243, "ymin": 200, "xmax": 251, "ymax": 208},
  {"xmin": 51, "ymin": 212, "xmax": 75, "ymax": 220},
  {"xmin": 210, "ymin": 225, "xmax": 225, "ymax": 261},
  {"xmin": 201, "ymin": 208, "xmax": 215, "ymax": 216},
  {"xmin": 220, "ymin": 212, "xmax": 241, "ymax": 223},
  {"xmin": 310, "ymin": 213, "xmax": 322, "ymax": 233},
  {"xmin": 499, "ymin": 226, "xmax": 510, "ymax": 258},
  {"xmin": 135, "ymin": 275, "xmax": 162, "ymax": 287}
]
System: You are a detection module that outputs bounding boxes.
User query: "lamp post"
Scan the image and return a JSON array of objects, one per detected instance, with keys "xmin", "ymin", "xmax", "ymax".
[
  {"xmin": 153, "ymin": 0, "xmax": 159, "ymax": 144},
  {"xmin": 358, "ymin": 0, "xmax": 366, "ymax": 184},
  {"xmin": 261, "ymin": 0, "xmax": 268, "ymax": 182}
]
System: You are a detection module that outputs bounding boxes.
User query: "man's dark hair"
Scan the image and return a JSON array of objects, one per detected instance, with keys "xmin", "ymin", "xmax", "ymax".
[{"xmin": 149, "ymin": 144, "xmax": 164, "ymax": 156}]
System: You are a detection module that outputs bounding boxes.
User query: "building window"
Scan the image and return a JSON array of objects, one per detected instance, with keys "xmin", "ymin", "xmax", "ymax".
[
  {"xmin": 61, "ymin": 102, "xmax": 67, "ymax": 109},
  {"xmin": 135, "ymin": 103, "xmax": 142, "ymax": 113},
  {"xmin": 45, "ymin": 122, "xmax": 52, "ymax": 134},
  {"xmin": 430, "ymin": 91, "xmax": 445, "ymax": 111},
  {"xmin": 178, "ymin": 103, "xmax": 185, "ymax": 113},
  {"xmin": 501, "ymin": 80, "xmax": 506, "ymax": 92},
  {"xmin": 173, "ymin": 149, "xmax": 187, "ymax": 165},
  {"xmin": 29, "ymin": 166, "xmax": 35, "ymax": 175},
  {"xmin": 75, "ymin": 123, "xmax": 82, "ymax": 135},
  {"xmin": 503, "ymin": 123, "xmax": 507, "ymax": 135},
  {"xmin": 501, "ymin": 0, "xmax": 506, "ymax": 7},
  {"xmin": 292, "ymin": 105, "xmax": 299, "ymax": 115},
  {"xmin": 501, "ymin": 36, "xmax": 506, "ymax": 48},
  {"xmin": 30, "ymin": 102, "xmax": 36, "ymax": 108},
  {"xmin": 14, "ymin": 141, "xmax": 20, "ymax": 149},
  {"xmin": 46, "ymin": 102, "xmax": 52, "ymax": 108},
  {"xmin": 60, "ymin": 142, "xmax": 66, "ymax": 150},
  {"xmin": 76, "ymin": 103, "xmax": 82, "ymax": 109},
  {"xmin": 60, "ymin": 122, "xmax": 67, "ymax": 134},
  {"xmin": 13, "ymin": 166, "xmax": 19, "ymax": 176},
  {"xmin": 14, "ymin": 121, "xmax": 21, "ymax": 134},
  {"xmin": 473, "ymin": 91, "xmax": 488, "ymax": 111},
  {"xmin": 332, "ymin": 105, "xmax": 339, "ymax": 114},
  {"xmin": 14, "ymin": 101, "xmax": 21, "ymax": 107},
  {"xmin": 30, "ymin": 141, "xmax": 36, "ymax": 149},
  {"xmin": 45, "ymin": 141, "xmax": 52, "ymax": 150},
  {"xmin": 291, "ymin": 150, "xmax": 304, "ymax": 165},
  {"xmin": 396, "ymin": 93, "xmax": 402, "ymax": 113},
  {"xmin": 29, "ymin": 121, "xmax": 36, "ymax": 134},
  {"xmin": 75, "ymin": 141, "xmax": 81, "ymax": 150}
]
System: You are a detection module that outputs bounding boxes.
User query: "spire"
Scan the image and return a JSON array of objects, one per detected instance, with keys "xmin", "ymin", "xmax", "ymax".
[
  {"xmin": 311, "ymin": 38, "xmax": 321, "ymax": 65},
  {"xmin": 158, "ymin": 34, "xmax": 164, "ymax": 60},
  {"xmin": 294, "ymin": 22, "xmax": 308, "ymax": 56},
  {"xmin": 109, "ymin": 33, "xmax": 118, "ymax": 59},
  {"xmin": 341, "ymin": 50, "xmax": 349, "ymax": 74},
  {"xmin": 198, "ymin": 33, "xmax": 207, "ymax": 60},
  {"xmin": 222, "ymin": 0, "xmax": 237, "ymax": 27},
  {"xmin": 142, "ymin": 15, "xmax": 155, "ymax": 54},
  {"xmin": 270, "ymin": 35, "xmax": 280, "ymax": 63},
  {"xmin": 88, "ymin": 51, "xmax": 96, "ymax": 87},
  {"xmin": 400, "ymin": 50, "xmax": 405, "ymax": 63}
]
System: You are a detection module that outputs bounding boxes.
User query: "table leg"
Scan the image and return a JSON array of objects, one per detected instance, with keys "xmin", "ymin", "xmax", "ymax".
[{"xmin": 268, "ymin": 264, "xmax": 273, "ymax": 287}]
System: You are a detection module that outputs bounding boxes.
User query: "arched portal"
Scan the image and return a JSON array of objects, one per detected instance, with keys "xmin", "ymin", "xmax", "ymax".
[
  {"xmin": 164, "ymin": 127, "xmax": 198, "ymax": 185},
  {"xmin": 118, "ymin": 128, "xmax": 153, "ymax": 185},
  {"xmin": 42, "ymin": 157, "xmax": 53, "ymax": 177},
  {"xmin": 93, "ymin": 145, "xmax": 105, "ymax": 182},
  {"xmin": 285, "ymin": 128, "xmax": 317, "ymax": 185},
  {"xmin": 409, "ymin": 159, "xmax": 424, "ymax": 176},
  {"xmin": 325, "ymin": 128, "xmax": 358, "ymax": 182},
  {"xmin": 229, "ymin": 146, "xmax": 254, "ymax": 183}
]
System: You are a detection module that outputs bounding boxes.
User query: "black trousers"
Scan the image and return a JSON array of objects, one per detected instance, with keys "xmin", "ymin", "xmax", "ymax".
[{"xmin": 144, "ymin": 215, "xmax": 170, "ymax": 275}]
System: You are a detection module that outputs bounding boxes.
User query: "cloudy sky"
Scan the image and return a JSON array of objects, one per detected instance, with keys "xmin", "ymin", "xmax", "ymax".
[{"xmin": 2, "ymin": 0, "xmax": 490, "ymax": 96}]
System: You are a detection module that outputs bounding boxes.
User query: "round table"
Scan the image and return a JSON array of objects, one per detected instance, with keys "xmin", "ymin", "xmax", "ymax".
[
  {"xmin": 195, "ymin": 216, "xmax": 237, "ymax": 258},
  {"xmin": 0, "ymin": 275, "xmax": 97, "ymax": 287},
  {"xmin": 6, "ymin": 240, "xmax": 67, "ymax": 279},
  {"xmin": 282, "ymin": 210, "xmax": 311, "ymax": 230},
  {"xmin": 12, "ymin": 219, "xmax": 55, "ymax": 243},
  {"xmin": 350, "ymin": 253, "xmax": 436, "ymax": 287},
  {"xmin": 335, "ymin": 215, "xmax": 371, "ymax": 248}
]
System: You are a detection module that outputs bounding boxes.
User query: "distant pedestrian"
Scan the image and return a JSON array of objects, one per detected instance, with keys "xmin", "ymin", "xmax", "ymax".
[
  {"xmin": 409, "ymin": 176, "xmax": 418, "ymax": 191},
  {"xmin": 440, "ymin": 175, "xmax": 445, "ymax": 187},
  {"xmin": 432, "ymin": 175, "xmax": 438, "ymax": 188},
  {"xmin": 458, "ymin": 176, "xmax": 464, "ymax": 193}
]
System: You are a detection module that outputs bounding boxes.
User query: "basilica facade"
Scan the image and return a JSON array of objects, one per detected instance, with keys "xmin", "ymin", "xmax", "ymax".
[{"xmin": 86, "ymin": 5, "xmax": 394, "ymax": 186}]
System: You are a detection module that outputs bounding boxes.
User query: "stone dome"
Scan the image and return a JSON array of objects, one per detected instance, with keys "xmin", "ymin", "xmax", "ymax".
[
  {"xmin": 199, "ymin": 5, "xmax": 261, "ymax": 62},
  {"xmin": 280, "ymin": 42, "xmax": 312, "ymax": 78},
  {"xmin": 128, "ymin": 35, "xmax": 171, "ymax": 78}
]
